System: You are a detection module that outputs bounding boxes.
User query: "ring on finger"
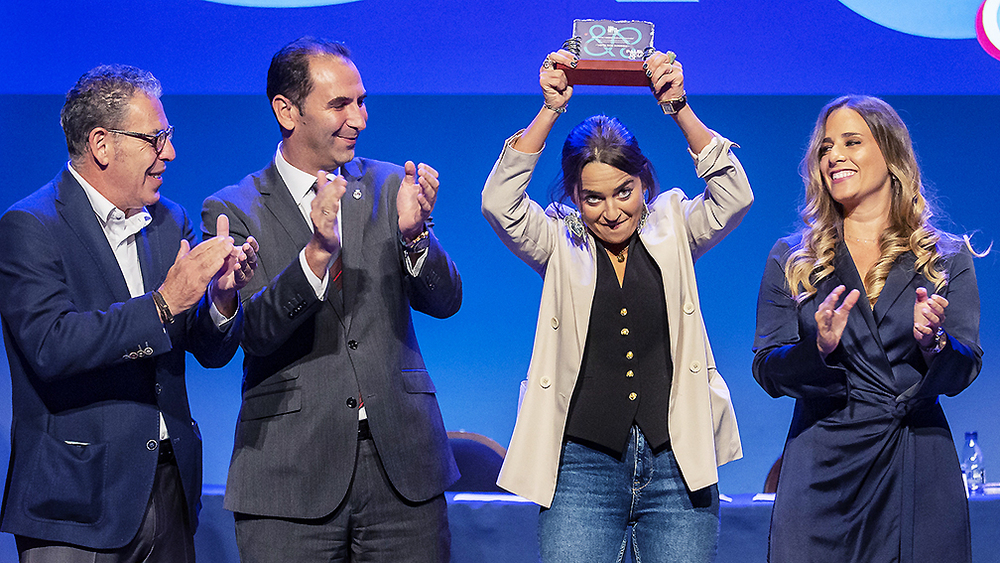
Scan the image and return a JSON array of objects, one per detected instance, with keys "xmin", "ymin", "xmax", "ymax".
[{"xmin": 542, "ymin": 59, "xmax": 552, "ymax": 70}]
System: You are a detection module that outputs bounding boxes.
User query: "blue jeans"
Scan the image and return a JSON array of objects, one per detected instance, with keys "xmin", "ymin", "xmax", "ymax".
[{"xmin": 538, "ymin": 427, "xmax": 719, "ymax": 563}]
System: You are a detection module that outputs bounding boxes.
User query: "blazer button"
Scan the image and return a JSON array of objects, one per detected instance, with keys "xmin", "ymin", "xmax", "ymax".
[
  {"xmin": 146, "ymin": 439, "xmax": 158, "ymax": 451},
  {"xmin": 689, "ymin": 361, "xmax": 702, "ymax": 373},
  {"xmin": 155, "ymin": 383, "xmax": 162, "ymax": 395},
  {"xmin": 550, "ymin": 317, "xmax": 559, "ymax": 329},
  {"xmin": 539, "ymin": 376, "xmax": 551, "ymax": 389},
  {"xmin": 346, "ymin": 397, "xmax": 358, "ymax": 408},
  {"xmin": 348, "ymin": 340, "xmax": 359, "ymax": 350},
  {"xmin": 629, "ymin": 392, "xmax": 637, "ymax": 401},
  {"xmin": 683, "ymin": 302, "xmax": 696, "ymax": 315}
]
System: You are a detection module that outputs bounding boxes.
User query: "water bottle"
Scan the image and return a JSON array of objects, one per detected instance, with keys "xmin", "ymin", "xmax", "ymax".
[{"xmin": 961, "ymin": 431, "xmax": 985, "ymax": 496}]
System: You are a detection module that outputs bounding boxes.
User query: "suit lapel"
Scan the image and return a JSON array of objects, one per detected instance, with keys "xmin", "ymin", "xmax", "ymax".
[
  {"xmin": 259, "ymin": 163, "xmax": 346, "ymax": 323},
  {"xmin": 54, "ymin": 168, "xmax": 132, "ymax": 303},
  {"xmin": 136, "ymin": 227, "xmax": 158, "ymax": 294},
  {"xmin": 259, "ymin": 164, "xmax": 314, "ymax": 246},
  {"xmin": 832, "ymin": 241, "xmax": 883, "ymax": 350},
  {"xmin": 340, "ymin": 160, "xmax": 369, "ymax": 333},
  {"xmin": 873, "ymin": 252, "xmax": 918, "ymax": 325}
]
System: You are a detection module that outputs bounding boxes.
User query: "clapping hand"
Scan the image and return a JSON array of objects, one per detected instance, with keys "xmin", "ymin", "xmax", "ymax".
[
  {"xmin": 397, "ymin": 161, "xmax": 438, "ymax": 241},
  {"xmin": 815, "ymin": 285, "xmax": 861, "ymax": 358},
  {"xmin": 913, "ymin": 287, "xmax": 949, "ymax": 351}
]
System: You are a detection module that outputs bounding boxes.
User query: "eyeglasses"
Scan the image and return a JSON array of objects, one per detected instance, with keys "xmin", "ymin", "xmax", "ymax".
[{"xmin": 106, "ymin": 126, "xmax": 174, "ymax": 154}]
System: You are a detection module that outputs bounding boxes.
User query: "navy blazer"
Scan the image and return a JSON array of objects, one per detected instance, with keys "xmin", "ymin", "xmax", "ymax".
[
  {"xmin": 0, "ymin": 168, "xmax": 243, "ymax": 549},
  {"xmin": 753, "ymin": 235, "xmax": 982, "ymax": 563},
  {"xmin": 202, "ymin": 158, "xmax": 461, "ymax": 519}
]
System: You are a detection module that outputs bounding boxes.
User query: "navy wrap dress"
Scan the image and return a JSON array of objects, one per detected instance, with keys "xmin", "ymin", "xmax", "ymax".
[{"xmin": 753, "ymin": 235, "xmax": 982, "ymax": 563}]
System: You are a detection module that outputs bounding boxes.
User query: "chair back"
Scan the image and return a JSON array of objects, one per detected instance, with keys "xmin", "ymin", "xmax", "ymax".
[{"xmin": 446, "ymin": 431, "xmax": 507, "ymax": 493}]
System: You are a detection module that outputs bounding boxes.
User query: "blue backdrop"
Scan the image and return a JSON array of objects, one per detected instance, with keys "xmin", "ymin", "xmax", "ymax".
[{"xmin": 1, "ymin": 0, "xmax": 998, "ymax": 497}]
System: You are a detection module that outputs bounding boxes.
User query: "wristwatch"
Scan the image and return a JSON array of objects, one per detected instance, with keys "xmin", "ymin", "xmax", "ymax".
[{"xmin": 659, "ymin": 94, "xmax": 688, "ymax": 115}]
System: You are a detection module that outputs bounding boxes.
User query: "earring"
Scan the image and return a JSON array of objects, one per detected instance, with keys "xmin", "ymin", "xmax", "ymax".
[
  {"xmin": 564, "ymin": 212, "xmax": 586, "ymax": 239},
  {"xmin": 638, "ymin": 202, "xmax": 650, "ymax": 232}
]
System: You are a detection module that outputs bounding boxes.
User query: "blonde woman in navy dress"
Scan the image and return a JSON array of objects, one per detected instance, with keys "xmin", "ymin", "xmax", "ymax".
[{"xmin": 753, "ymin": 96, "xmax": 983, "ymax": 562}]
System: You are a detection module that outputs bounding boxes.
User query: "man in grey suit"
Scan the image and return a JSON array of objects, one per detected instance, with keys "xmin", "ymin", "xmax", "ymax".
[{"xmin": 201, "ymin": 37, "xmax": 462, "ymax": 562}]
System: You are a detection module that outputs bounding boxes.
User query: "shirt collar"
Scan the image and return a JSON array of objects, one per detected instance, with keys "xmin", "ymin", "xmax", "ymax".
[
  {"xmin": 68, "ymin": 163, "xmax": 151, "ymax": 241},
  {"xmin": 275, "ymin": 143, "xmax": 323, "ymax": 204}
]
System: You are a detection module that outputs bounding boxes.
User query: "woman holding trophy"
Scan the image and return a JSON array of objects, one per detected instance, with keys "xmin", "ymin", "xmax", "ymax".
[{"xmin": 482, "ymin": 47, "xmax": 752, "ymax": 562}]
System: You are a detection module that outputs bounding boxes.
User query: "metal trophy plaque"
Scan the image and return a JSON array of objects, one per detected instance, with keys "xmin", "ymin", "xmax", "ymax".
[{"xmin": 556, "ymin": 19, "xmax": 655, "ymax": 86}]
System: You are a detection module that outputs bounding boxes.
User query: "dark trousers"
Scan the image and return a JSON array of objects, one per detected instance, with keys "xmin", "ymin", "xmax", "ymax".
[
  {"xmin": 234, "ymin": 433, "xmax": 450, "ymax": 563},
  {"xmin": 16, "ymin": 446, "xmax": 196, "ymax": 563}
]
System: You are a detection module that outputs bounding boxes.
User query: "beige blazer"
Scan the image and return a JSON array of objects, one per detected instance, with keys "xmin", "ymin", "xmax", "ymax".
[{"xmin": 482, "ymin": 133, "xmax": 750, "ymax": 507}]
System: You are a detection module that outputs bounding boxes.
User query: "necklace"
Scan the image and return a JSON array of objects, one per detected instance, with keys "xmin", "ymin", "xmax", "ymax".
[
  {"xmin": 845, "ymin": 234, "xmax": 879, "ymax": 244},
  {"xmin": 615, "ymin": 247, "xmax": 628, "ymax": 263}
]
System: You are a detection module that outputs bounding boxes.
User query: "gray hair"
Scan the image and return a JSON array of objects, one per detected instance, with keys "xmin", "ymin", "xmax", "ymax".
[{"xmin": 61, "ymin": 64, "xmax": 162, "ymax": 162}]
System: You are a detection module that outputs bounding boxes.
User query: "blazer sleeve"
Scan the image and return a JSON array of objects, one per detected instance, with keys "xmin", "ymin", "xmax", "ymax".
[
  {"xmin": 752, "ymin": 239, "xmax": 848, "ymax": 399},
  {"xmin": 481, "ymin": 132, "xmax": 560, "ymax": 276},
  {"xmin": 680, "ymin": 136, "xmax": 754, "ymax": 261},
  {"xmin": 0, "ymin": 208, "xmax": 172, "ymax": 381},
  {"xmin": 906, "ymin": 247, "xmax": 983, "ymax": 399},
  {"xmin": 404, "ymin": 229, "xmax": 462, "ymax": 319}
]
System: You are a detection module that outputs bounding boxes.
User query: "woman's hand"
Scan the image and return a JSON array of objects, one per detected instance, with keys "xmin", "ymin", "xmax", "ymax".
[
  {"xmin": 645, "ymin": 50, "xmax": 685, "ymax": 104},
  {"xmin": 815, "ymin": 285, "xmax": 860, "ymax": 359},
  {"xmin": 540, "ymin": 49, "xmax": 577, "ymax": 110},
  {"xmin": 913, "ymin": 287, "xmax": 949, "ymax": 351}
]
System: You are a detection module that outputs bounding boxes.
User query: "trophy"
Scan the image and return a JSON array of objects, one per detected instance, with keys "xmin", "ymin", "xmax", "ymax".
[{"xmin": 555, "ymin": 19, "xmax": 655, "ymax": 86}]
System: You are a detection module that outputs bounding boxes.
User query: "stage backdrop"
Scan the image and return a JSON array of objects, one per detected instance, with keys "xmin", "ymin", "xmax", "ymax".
[{"xmin": 1, "ymin": 0, "xmax": 998, "ymax": 499}]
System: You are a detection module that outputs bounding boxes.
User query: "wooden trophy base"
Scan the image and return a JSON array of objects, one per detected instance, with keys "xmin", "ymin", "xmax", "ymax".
[{"xmin": 555, "ymin": 60, "xmax": 649, "ymax": 87}]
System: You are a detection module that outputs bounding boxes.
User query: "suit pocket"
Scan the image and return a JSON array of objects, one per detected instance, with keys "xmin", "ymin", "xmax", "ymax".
[
  {"xmin": 25, "ymin": 433, "xmax": 107, "ymax": 524},
  {"xmin": 240, "ymin": 387, "xmax": 302, "ymax": 421},
  {"xmin": 401, "ymin": 368, "xmax": 436, "ymax": 394}
]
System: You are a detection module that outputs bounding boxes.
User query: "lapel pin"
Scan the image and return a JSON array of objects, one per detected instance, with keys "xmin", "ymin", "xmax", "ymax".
[{"xmin": 352, "ymin": 189, "xmax": 363, "ymax": 200}]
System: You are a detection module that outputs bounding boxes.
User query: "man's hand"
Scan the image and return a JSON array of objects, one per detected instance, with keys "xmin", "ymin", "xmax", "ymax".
[
  {"xmin": 397, "ymin": 161, "xmax": 438, "ymax": 241},
  {"xmin": 304, "ymin": 170, "xmax": 347, "ymax": 279},
  {"xmin": 208, "ymin": 214, "xmax": 259, "ymax": 317},
  {"xmin": 158, "ymin": 224, "xmax": 237, "ymax": 319}
]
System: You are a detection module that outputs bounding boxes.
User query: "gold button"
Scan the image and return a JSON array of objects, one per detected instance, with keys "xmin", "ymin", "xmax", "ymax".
[
  {"xmin": 629, "ymin": 392, "xmax": 637, "ymax": 401},
  {"xmin": 626, "ymin": 351, "xmax": 633, "ymax": 360},
  {"xmin": 620, "ymin": 308, "xmax": 628, "ymax": 316},
  {"xmin": 626, "ymin": 370, "xmax": 634, "ymax": 378},
  {"xmin": 621, "ymin": 328, "xmax": 629, "ymax": 336}
]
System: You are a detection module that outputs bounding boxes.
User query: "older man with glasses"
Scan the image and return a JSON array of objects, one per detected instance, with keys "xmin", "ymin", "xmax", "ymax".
[{"xmin": 0, "ymin": 64, "xmax": 258, "ymax": 562}]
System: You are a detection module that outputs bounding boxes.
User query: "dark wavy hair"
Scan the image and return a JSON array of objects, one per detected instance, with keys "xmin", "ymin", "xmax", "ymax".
[
  {"xmin": 60, "ymin": 64, "xmax": 161, "ymax": 162},
  {"xmin": 267, "ymin": 36, "xmax": 352, "ymax": 123},
  {"xmin": 551, "ymin": 115, "xmax": 658, "ymax": 210}
]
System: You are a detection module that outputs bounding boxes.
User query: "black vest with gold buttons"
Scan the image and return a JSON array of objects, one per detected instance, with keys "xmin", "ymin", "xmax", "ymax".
[{"xmin": 564, "ymin": 235, "xmax": 672, "ymax": 456}]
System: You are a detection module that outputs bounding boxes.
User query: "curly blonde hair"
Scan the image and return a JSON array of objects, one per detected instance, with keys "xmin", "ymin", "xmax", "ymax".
[{"xmin": 785, "ymin": 96, "xmax": 957, "ymax": 307}]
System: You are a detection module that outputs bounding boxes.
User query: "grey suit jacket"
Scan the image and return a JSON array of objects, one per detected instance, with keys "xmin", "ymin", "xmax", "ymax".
[{"xmin": 202, "ymin": 158, "xmax": 461, "ymax": 518}]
